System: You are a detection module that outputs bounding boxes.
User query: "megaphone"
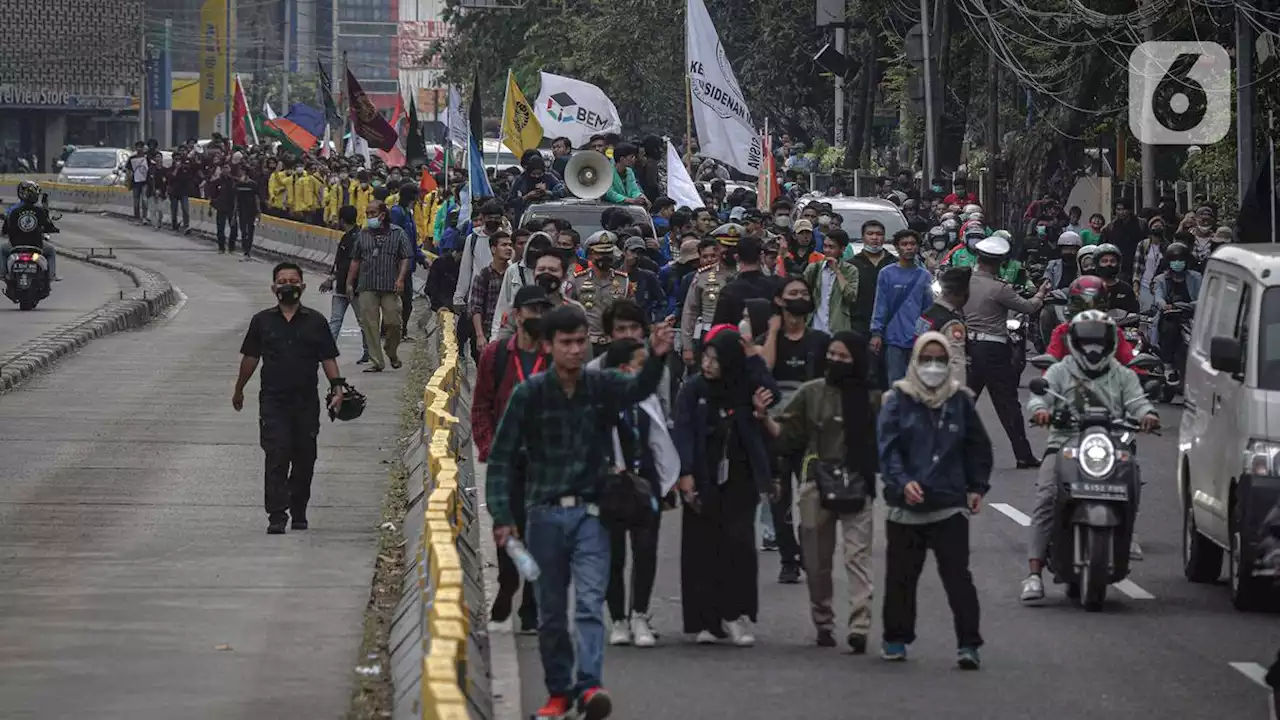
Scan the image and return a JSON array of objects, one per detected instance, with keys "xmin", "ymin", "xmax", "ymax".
[{"xmin": 565, "ymin": 150, "xmax": 612, "ymax": 200}]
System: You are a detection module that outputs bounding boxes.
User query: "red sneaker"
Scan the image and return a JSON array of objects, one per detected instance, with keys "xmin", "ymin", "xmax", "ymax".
[
  {"xmin": 578, "ymin": 687, "xmax": 612, "ymax": 720},
  {"xmin": 532, "ymin": 695, "xmax": 571, "ymax": 719}
]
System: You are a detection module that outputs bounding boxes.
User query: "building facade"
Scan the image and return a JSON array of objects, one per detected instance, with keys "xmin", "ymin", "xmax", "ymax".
[{"xmin": 0, "ymin": 0, "xmax": 144, "ymax": 171}]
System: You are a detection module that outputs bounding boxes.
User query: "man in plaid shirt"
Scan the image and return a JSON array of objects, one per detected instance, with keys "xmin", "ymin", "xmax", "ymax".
[
  {"xmin": 468, "ymin": 230, "xmax": 514, "ymax": 349},
  {"xmin": 487, "ymin": 305, "xmax": 674, "ymax": 720}
]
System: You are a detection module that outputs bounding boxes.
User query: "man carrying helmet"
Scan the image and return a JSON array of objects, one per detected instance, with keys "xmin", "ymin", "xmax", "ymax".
[
  {"xmin": 1022, "ymin": 310, "xmax": 1159, "ymax": 602},
  {"xmin": 1, "ymin": 180, "xmax": 59, "ymax": 280},
  {"xmin": 1151, "ymin": 242, "xmax": 1203, "ymax": 384},
  {"xmin": 1044, "ymin": 231, "xmax": 1083, "ymax": 289},
  {"xmin": 964, "ymin": 235, "xmax": 1050, "ymax": 468}
]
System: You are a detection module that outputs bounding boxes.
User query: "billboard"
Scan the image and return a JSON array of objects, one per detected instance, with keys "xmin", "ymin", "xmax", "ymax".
[{"xmin": 199, "ymin": 0, "xmax": 229, "ymax": 136}]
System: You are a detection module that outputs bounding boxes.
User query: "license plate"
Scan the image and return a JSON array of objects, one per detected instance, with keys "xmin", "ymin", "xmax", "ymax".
[
  {"xmin": 12, "ymin": 262, "xmax": 35, "ymax": 272},
  {"xmin": 1068, "ymin": 481, "xmax": 1129, "ymax": 500}
]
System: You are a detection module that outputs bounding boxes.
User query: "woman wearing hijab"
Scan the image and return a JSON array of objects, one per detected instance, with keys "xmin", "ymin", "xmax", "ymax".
[
  {"xmin": 760, "ymin": 331, "xmax": 878, "ymax": 652},
  {"xmin": 877, "ymin": 332, "xmax": 993, "ymax": 669},
  {"xmin": 673, "ymin": 325, "xmax": 779, "ymax": 647}
]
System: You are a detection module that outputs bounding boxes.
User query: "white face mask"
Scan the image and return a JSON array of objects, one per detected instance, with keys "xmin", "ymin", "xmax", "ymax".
[
  {"xmin": 916, "ymin": 360, "xmax": 950, "ymax": 388},
  {"xmin": 818, "ymin": 214, "xmax": 832, "ymax": 227}
]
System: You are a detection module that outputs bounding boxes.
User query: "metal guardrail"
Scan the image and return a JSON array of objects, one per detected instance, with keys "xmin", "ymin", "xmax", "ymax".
[{"xmin": 391, "ymin": 310, "xmax": 493, "ymax": 720}]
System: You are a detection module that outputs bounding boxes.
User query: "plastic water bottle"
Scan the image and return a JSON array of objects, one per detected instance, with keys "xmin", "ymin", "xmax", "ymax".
[{"xmin": 504, "ymin": 538, "xmax": 541, "ymax": 582}]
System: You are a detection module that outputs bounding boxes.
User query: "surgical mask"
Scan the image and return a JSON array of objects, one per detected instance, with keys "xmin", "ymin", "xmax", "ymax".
[
  {"xmin": 931, "ymin": 185, "xmax": 943, "ymax": 194},
  {"xmin": 1097, "ymin": 264, "xmax": 1119, "ymax": 279},
  {"xmin": 864, "ymin": 239, "xmax": 884, "ymax": 254},
  {"xmin": 1036, "ymin": 226, "xmax": 1047, "ymax": 236},
  {"xmin": 784, "ymin": 298, "xmax": 814, "ymax": 316},
  {"xmin": 1169, "ymin": 260, "xmax": 1187, "ymax": 273},
  {"xmin": 521, "ymin": 317, "xmax": 543, "ymax": 338},
  {"xmin": 274, "ymin": 285, "xmax": 302, "ymax": 305},
  {"xmin": 775, "ymin": 216, "xmax": 792, "ymax": 230},
  {"xmin": 818, "ymin": 214, "xmax": 831, "ymax": 227},
  {"xmin": 932, "ymin": 238, "xmax": 946, "ymax": 251},
  {"xmin": 366, "ymin": 217, "xmax": 382, "ymax": 230},
  {"xmin": 916, "ymin": 360, "xmax": 949, "ymax": 388},
  {"xmin": 535, "ymin": 273, "xmax": 561, "ymax": 294},
  {"xmin": 340, "ymin": 173, "xmax": 349, "ymax": 180},
  {"xmin": 824, "ymin": 360, "xmax": 856, "ymax": 385}
]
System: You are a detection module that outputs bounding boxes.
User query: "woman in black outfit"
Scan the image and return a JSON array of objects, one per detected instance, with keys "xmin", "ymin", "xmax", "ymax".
[{"xmin": 673, "ymin": 325, "xmax": 779, "ymax": 647}]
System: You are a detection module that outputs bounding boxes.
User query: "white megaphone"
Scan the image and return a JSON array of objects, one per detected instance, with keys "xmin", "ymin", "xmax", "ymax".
[{"xmin": 564, "ymin": 150, "xmax": 613, "ymax": 200}]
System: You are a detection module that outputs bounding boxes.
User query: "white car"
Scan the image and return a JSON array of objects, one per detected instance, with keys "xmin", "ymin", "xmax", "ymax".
[{"xmin": 56, "ymin": 147, "xmax": 130, "ymax": 186}]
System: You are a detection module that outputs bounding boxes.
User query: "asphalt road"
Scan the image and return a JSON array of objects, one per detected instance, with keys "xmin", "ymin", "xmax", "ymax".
[
  {"xmin": 512, "ymin": 374, "xmax": 1280, "ymax": 719},
  {"xmin": 0, "ymin": 242, "xmax": 132, "ymax": 356},
  {"xmin": 0, "ymin": 215, "xmax": 408, "ymax": 719}
]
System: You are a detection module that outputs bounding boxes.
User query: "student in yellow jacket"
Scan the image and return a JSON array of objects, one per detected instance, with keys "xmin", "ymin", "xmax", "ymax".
[
  {"xmin": 416, "ymin": 189, "xmax": 439, "ymax": 250},
  {"xmin": 267, "ymin": 161, "xmax": 293, "ymax": 216},
  {"xmin": 292, "ymin": 167, "xmax": 324, "ymax": 224},
  {"xmin": 323, "ymin": 174, "xmax": 342, "ymax": 226},
  {"xmin": 351, "ymin": 171, "xmax": 374, "ymax": 226}
]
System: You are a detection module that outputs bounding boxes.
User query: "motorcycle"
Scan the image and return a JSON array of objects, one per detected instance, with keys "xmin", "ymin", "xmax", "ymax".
[
  {"xmin": 1027, "ymin": 372, "xmax": 1154, "ymax": 611},
  {"xmin": 1153, "ymin": 301, "xmax": 1195, "ymax": 403},
  {"xmin": 1107, "ymin": 309, "xmax": 1167, "ymax": 400},
  {"xmin": 3, "ymin": 245, "xmax": 51, "ymax": 310},
  {"xmin": 1038, "ymin": 288, "xmax": 1070, "ymax": 351}
]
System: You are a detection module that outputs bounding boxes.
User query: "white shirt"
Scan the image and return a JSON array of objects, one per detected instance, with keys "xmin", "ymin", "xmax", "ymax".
[
  {"xmin": 129, "ymin": 155, "xmax": 149, "ymax": 183},
  {"xmin": 813, "ymin": 265, "xmax": 836, "ymax": 332}
]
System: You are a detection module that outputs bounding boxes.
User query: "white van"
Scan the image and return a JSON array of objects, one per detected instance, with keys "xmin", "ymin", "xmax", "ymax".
[{"xmin": 1178, "ymin": 244, "xmax": 1280, "ymax": 610}]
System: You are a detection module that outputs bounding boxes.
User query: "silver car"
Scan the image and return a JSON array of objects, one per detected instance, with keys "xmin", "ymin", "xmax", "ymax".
[{"xmin": 57, "ymin": 148, "xmax": 130, "ymax": 186}]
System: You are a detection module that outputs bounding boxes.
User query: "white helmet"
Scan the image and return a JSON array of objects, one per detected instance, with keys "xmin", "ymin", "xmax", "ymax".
[
  {"xmin": 1057, "ymin": 230, "xmax": 1083, "ymax": 247},
  {"xmin": 969, "ymin": 212, "xmax": 984, "ymax": 224},
  {"xmin": 992, "ymin": 229, "xmax": 1013, "ymax": 240},
  {"xmin": 962, "ymin": 203, "xmax": 982, "ymax": 215},
  {"xmin": 941, "ymin": 218, "xmax": 959, "ymax": 231},
  {"xmin": 940, "ymin": 212, "xmax": 958, "ymax": 222},
  {"xmin": 974, "ymin": 236, "xmax": 1011, "ymax": 261}
]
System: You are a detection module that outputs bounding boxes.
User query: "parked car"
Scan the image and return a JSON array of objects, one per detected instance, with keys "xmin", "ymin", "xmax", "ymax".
[
  {"xmin": 56, "ymin": 147, "xmax": 130, "ymax": 186},
  {"xmin": 1179, "ymin": 243, "xmax": 1280, "ymax": 611},
  {"xmin": 520, "ymin": 199, "xmax": 655, "ymax": 240}
]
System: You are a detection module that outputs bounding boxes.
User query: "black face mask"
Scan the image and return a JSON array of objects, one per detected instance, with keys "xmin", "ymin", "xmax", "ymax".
[
  {"xmin": 825, "ymin": 360, "xmax": 856, "ymax": 385},
  {"xmin": 521, "ymin": 317, "xmax": 543, "ymax": 339},
  {"xmin": 275, "ymin": 285, "xmax": 302, "ymax": 306},
  {"xmin": 1097, "ymin": 264, "xmax": 1119, "ymax": 279},
  {"xmin": 535, "ymin": 273, "xmax": 561, "ymax": 294},
  {"xmin": 594, "ymin": 255, "xmax": 613, "ymax": 270},
  {"xmin": 784, "ymin": 298, "xmax": 815, "ymax": 316},
  {"xmin": 484, "ymin": 220, "xmax": 501, "ymax": 233}
]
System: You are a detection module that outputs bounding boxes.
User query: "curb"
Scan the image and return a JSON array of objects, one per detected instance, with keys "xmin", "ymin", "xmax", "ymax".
[{"xmin": 0, "ymin": 246, "xmax": 178, "ymax": 393}]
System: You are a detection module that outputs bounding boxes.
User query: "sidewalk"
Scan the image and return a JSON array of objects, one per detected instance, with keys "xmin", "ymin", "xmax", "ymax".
[{"xmin": 0, "ymin": 215, "xmax": 412, "ymax": 719}]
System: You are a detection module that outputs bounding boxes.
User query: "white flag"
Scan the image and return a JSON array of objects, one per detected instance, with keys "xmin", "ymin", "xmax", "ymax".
[
  {"xmin": 263, "ymin": 101, "xmax": 278, "ymax": 121},
  {"xmin": 686, "ymin": 0, "xmax": 762, "ymax": 175},
  {"xmin": 533, "ymin": 72, "xmax": 623, "ymax": 148},
  {"xmin": 665, "ymin": 139, "xmax": 701, "ymax": 211},
  {"xmin": 445, "ymin": 86, "xmax": 468, "ymax": 150}
]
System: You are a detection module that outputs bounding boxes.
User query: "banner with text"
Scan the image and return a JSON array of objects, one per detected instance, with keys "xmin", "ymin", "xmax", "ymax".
[
  {"xmin": 533, "ymin": 72, "xmax": 623, "ymax": 148},
  {"xmin": 198, "ymin": 0, "xmax": 228, "ymax": 137},
  {"xmin": 686, "ymin": 0, "xmax": 761, "ymax": 175}
]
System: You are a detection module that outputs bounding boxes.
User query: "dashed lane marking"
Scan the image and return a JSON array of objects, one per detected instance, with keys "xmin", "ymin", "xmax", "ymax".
[
  {"xmin": 1229, "ymin": 662, "xmax": 1271, "ymax": 689},
  {"xmin": 989, "ymin": 501, "xmax": 1155, "ymax": 600}
]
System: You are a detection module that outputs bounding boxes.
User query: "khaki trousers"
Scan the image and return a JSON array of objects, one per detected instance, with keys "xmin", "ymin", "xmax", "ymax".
[
  {"xmin": 358, "ymin": 290, "xmax": 402, "ymax": 369},
  {"xmin": 798, "ymin": 481, "xmax": 875, "ymax": 635}
]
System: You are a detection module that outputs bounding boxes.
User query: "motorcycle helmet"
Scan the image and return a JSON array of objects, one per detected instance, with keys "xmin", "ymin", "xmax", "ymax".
[
  {"xmin": 1094, "ymin": 242, "xmax": 1123, "ymax": 278},
  {"xmin": 326, "ymin": 382, "xmax": 368, "ymax": 422},
  {"xmin": 992, "ymin": 229, "xmax": 1013, "ymax": 240},
  {"xmin": 1067, "ymin": 275, "xmax": 1110, "ymax": 316},
  {"xmin": 964, "ymin": 225, "xmax": 986, "ymax": 250},
  {"xmin": 968, "ymin": 212, "xmax": 984, "ymax": 224},
  {"xmin": 927, "ymin": 225, "xmax": 948, "ymax": 250},
  {"xmin": 940, "ymin": 212, "xmax": 958, "ymax": 223},
  {"xmin": 941, "ymin": 217, "xmax": 959, "ymax": 234},
  {"xmin": 1057, "ymin": 231, "xmax": 1083, "ymax": 248},
  {"xmin": 974, "ymin": 235, "xmax": 1011, "ymax": 262},
  {"xmin": 1077, "ymin": 244, "xmax": 1099, "ymax": 274},
  {"xmin": 962, "ymin": 203, "xmax": 982, "ymax": 216},
  {"xmin": 1164, "ymin": 241, "xmax": 1191, "ymax": 273},
  {"xmin": 17, "ymin": 180, "xmax": 39, "ymax": 204},
  {"xmin": 1066, "ymin": 309, "xmax": 1118, "ymax": 376}
]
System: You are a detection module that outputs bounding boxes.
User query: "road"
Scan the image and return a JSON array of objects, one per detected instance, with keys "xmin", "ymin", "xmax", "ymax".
[
  {"xmin": 0, "ymin": 243, "xmax": 132, "ymax": 357},
  {"xmin": 512, "ymin": 376, "xmax": 1279, "ymax": 719},
  {"xmin": 0, "ymin": 215, "xmax": 407, "ymax": 719}
]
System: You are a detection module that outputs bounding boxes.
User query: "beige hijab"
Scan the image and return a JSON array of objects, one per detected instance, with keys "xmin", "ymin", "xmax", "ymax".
[{"xmin": 892, "ymin": 331, "xmax": 966, "ymax": 409}]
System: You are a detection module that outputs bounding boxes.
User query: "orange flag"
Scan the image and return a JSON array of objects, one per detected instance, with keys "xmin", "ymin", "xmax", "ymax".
[{"xmin": 419, "ymin": 166, "xmax": 438, "ymax": 194}]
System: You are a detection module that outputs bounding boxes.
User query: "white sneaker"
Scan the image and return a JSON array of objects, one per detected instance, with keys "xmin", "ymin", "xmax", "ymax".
[
  {"xmin": 695, "ymin": 630, "xmax": 718, "ymax": 645},
  {"xmin": 608, "ymin": 619, "xmax": 631, "ymax": 646},
  {"xmin": 630, "ymin": 615, "xmax": 656, "ymax": 648},
  {"xmin": 723, "ymin": 617, "xmax": 755, "ymax": 647},
  {"xmin": 1020, "ymin": 574, "xmax": 1045, "ymax": 602}
]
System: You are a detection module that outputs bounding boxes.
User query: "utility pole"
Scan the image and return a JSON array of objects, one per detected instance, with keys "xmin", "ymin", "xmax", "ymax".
[
  {"xmin": 919, "ymin": 0, "xmax": 936, "ymax": 194},
  {"xmin": 224, "ymin": 0, "xmax": 233, "ymax": 137},
  {"xmin": 138, "ymin": 19, "xmax": 147, "ymax": 143},
  {"xmin": 834, "ymin": 24, "xmax": 846, "ymax": 147},
  {"xmin": 985, "ymin": 21, "xmax": 998, "ymax": 217},
  {"xmin": 282, "ymin": 0, "xmax": 292, "ymax": 108},
  {"xmin": 1235, "ymin": 5, "xmax": 1255, "ymax": 214},
  {"xmin": 1140, "ymin": 4, "xmax": 1156, "ymax": 207}
]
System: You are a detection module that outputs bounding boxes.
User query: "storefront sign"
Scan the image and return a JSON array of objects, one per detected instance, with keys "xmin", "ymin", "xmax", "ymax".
[{"xmin": 0, "ymin": 85, "xmax": 133, "ymax": 109}]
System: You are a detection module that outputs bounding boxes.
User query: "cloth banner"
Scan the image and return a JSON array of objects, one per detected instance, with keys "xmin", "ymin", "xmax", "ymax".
[
  {"xmin": 533, "ymin": 71, "xmax": 623, "ymax": 148},
  {"xmin": 686, "ymin": 0, "xmax": 762, "ymax": 174}
]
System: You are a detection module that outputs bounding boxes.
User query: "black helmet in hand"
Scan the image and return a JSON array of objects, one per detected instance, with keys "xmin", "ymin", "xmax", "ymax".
[{"xmin": 327, "ymin": 382, "xmax": 367, "ymax": 422}]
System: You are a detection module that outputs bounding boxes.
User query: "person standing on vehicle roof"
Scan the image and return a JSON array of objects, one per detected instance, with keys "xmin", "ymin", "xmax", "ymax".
[{"xmin": 963, "ymin": 235, "xmax": 1049, "ymax": 469}]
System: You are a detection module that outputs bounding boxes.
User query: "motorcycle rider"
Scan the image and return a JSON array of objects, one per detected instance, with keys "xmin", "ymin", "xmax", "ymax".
[
  {"xmin": 941, "ymin": 226, "xmax": 983, "ymax": 269},
  {"xmin": 1094, "ymin": 243, "xmax": 1140, "ymax": 313},
  {"xmin": 1152, "ymin": 242, "xmax": 1202, "ymax": 387},
  {"xmin": 1, "ymin": 180, "xmax": 58, "ymax": 281},
  {"xmin": 1044, "ymin": 231, "xmax": 1082, "ymax": 290},
  {"xmin": 921, "ymin": 226, "xmax": 949, "ymax": 270},
  {"xmin": 1044, "ymin": 277, "xmax": 1138, "ymax": 364},
  {"xmin": 1021, "ymin": 311, "xmax": 1159, "ymax": 602},
  {"xmin": 1076, "ymin": 244, "xmax": 1099, "ymax": 276}
]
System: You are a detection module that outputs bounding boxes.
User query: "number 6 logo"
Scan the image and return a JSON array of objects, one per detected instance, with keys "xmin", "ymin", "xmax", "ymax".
[{"xmin": 1128, "ymin": 41, "xmax": 1231, "ymax": 145}]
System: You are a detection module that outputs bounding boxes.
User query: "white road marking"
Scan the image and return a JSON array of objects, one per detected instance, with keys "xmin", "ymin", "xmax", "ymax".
[
  {"xmin": 1229, "ymin": 662, "xmax": 1272, "ymax": 689},
  {"xmin": 990, "ymin": 502, "xmax": 1155, "ymax": 600},
  {"xmin": 991, "ymin": 502, "xmax": 1031, "ymax": 526}
]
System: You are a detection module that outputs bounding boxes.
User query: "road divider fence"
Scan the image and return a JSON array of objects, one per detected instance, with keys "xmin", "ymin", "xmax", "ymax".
[{"xmin": 391, "ymin": 310, "xmax": 493, "ymax": 720}]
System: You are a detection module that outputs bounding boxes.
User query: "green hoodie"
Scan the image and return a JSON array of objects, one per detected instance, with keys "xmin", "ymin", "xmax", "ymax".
[{"xmin": 1026, "ymin": 356, "xmax": 1156, "ymax": 450}]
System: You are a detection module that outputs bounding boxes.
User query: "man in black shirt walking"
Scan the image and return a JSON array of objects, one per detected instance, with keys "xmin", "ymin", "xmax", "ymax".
[
  {"xmin": 321, "ymin": 205, "xmax": 370, "ymax": 363},
  {"xmin": 713, "ymin": 235, "xmax": 777, "ymax": 327},
  {"xmin": 234, "ymin": 262, "xmax": 347, "ymax": 534}
]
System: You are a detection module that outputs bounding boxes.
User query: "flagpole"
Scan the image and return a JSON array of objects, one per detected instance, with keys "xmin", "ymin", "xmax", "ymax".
[
  {"xmin": 496, "ymin": 70, "xmax": 512, "ymax": 169},
  {"xmin": 684, "ymin": 75, "xmax": 693, "ymax": 173},
  {"xmin": 337, "ymin": 51, "xmax": 348, "ymax": 157}
]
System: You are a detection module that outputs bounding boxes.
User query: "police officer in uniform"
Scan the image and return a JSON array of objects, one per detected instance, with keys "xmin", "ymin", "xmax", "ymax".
[
  {"xmin": 567, "ymin": 230, "xmax": 633, "ymax": 356},
  {"xmin": 916, "ymin": 266, "xmax": 970, "ymax": 380},
  {"xmin": 963, "ymin": 236, "xmax": 1050, "ymax": 468},
  {"xmin": 680, "ymin": 223, "xmax": 742, "ymax": 366}
]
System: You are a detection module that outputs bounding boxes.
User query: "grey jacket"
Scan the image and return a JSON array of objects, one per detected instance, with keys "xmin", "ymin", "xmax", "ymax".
[{"xmin": 1026, "ymin": 356, "xmax": 1155, "ymax": 450}]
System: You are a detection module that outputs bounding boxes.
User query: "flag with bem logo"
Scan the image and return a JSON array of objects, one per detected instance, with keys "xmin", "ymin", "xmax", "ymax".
[{"xmin": 501, "ymin": 70, "xmax": 544, "ymax": 160}]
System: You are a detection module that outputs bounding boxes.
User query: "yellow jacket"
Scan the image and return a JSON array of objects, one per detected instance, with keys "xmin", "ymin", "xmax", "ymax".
[
  {"xmin": 417, "ymin": 190, "xmax": 440, "ymax": 245},
  {"xmin": 268, "ymin": 171, "xmax": 292, "ymax": 210},
  {"xmin": 323, "ymin": 180, "xmax": 342, "ymax": 225},
  {"xmin": 292, "ymin": 173, "xmax": 323, "ymax": 214},
  {"xmin": 352, "ymin": 182, "xmax": 374, "ymax": 225}
]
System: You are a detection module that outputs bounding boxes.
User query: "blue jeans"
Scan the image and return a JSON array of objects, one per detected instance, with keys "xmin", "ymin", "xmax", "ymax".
[
  {"xmin": 525, "ymin": 504, "xmax": 610, "ymax": 697},
  {"xmin": 885, "ymin": 344, "xmax": 913, "ymax": 385},
  {"xmin": 329, "ymin": 293, "xmax": 369, "ymax": 356}
]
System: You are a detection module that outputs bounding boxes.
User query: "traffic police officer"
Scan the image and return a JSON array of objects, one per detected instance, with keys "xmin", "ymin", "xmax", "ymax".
[
  {"xmin": 567, "ymin": 230, "xmax": 633, "ymax": 356},
  {"xmin": 680, "ymin": 223, "xmax": 742, "ymax": 362},
  {"xmin": 916, "ymin": 266, "xmax": 970, "ymax": 380},
  {"xmin": 963, "ymin": 236, "xmax": 1049, "ymax": 468},
  {"xmin": 234, "ymin": 262, "xmax": 347, "ymax": 534}
]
